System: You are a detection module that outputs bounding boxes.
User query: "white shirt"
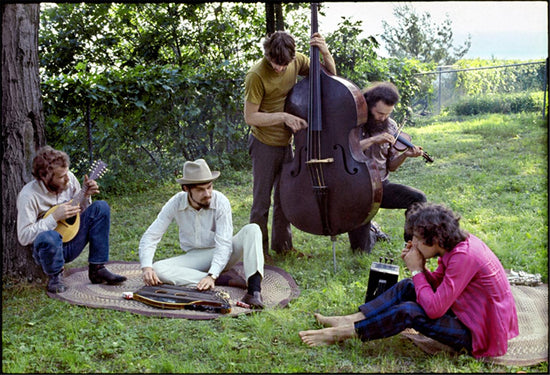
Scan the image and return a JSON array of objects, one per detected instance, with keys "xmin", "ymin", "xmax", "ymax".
[
  {"xmin": 138, "ymin": 190, "xmax": 233, "ymax": 277},
  {"xmin": 16, "ymin": 172, "xmax": 85, "ymax": 246}
]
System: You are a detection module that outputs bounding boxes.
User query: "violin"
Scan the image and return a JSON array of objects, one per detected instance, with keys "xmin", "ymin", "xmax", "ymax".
[{"xmin": 393, "ymin": 132, "xmax": 434, "ymax": 163}]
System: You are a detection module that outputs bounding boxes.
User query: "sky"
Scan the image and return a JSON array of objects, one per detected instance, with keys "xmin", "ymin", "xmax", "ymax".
[{"xmin": 319, "ymin": 1, "xmax": 548, "ymax": 60}]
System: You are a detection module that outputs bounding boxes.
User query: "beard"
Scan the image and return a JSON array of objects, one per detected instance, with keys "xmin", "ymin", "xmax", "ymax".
[
  {"xmin": 364, "ymin": 115, "xmax": 390, "ymax": 136},
  {"xmin": 45, "ymin": 177, "xmax": 68, "ymax": 194},
  {"xmin": 188, "ymin": 191, "xmax": 211, "ymax": 209}
]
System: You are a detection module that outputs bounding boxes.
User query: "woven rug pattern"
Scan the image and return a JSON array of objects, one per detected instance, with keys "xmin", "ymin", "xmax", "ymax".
[
  {"xmin": 401, "ymin": 284, "xmax": 548, "ymax": 366},
  {"xmin": 47, "ymin": 261, "xmax": 300, "ymax": 320}
]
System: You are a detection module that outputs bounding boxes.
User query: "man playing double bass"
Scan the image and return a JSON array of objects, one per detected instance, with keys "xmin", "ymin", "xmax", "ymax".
[
  {"xmin": 243, "ymin": 30, "xmax": 336, "ymax": 261},
  {"xmin": 348, "ymin": 82, "xmax": 427, "ymax": 253}
]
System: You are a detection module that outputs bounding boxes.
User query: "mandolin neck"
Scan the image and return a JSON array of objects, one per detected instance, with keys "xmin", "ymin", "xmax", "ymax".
[{"xmin": 70, "ymin": 183, "xmax": 89, "ymax": 208}]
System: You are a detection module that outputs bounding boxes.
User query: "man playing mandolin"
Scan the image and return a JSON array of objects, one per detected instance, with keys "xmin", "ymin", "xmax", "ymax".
[
  {"xmin": 139, "ymin": 159, "xmax": 265, "ymax": 309},
  {"xmin": 348, "ymin": 82, "xmax": 427, "ymax": 253},
  {"xmin": 17, "ymin": 146, "xmax": 127, "ymax": 293}
]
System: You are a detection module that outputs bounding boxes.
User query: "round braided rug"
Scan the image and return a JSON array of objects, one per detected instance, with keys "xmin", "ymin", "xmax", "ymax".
[
  {"xmin": 47, "ymin": 261, "xmax": 300, "ymax": 320},
  {"xmin": 401, "ymin": 284, "xmax": 548, "ymax": 366}
]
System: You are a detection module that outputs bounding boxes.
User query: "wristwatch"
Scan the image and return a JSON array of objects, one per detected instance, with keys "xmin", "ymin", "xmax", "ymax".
[
  {"xmin": 207, "ymin": 273, "xmax": 217, "ymax": 280},
  {"xmin": 411, "ymin": 270, "xmax": 423, "ymax": 277}
]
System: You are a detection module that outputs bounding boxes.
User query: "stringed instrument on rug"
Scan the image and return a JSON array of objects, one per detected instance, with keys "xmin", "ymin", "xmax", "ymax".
[
  {"xmin": 43, "ymin": 160, "xmax": 107, "ymax": 243},
  {"xmin": 133, "ymin": 285, "xmax": 232, "ymax": 314}
]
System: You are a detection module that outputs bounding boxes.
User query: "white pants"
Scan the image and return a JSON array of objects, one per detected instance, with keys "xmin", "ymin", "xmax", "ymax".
[{"xmin": 152, "ymin": 223, "xmax": 264, "ymax": 286}]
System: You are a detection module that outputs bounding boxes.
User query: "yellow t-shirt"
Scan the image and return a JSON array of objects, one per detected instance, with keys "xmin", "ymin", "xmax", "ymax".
[{"xmin": 244, "ymin": 52, "xmax": 310, "ymax": 146}]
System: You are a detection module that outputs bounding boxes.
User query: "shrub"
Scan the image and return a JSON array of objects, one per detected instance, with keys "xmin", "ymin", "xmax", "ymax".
[{"xmin": 450, "ymin": 91, "xmax": 545, "ymax": 115}]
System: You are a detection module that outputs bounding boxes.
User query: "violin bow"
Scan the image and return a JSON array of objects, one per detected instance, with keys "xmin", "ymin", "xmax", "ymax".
[{"xmin": 391, "ymin": 113, "xmax": 408, "ymax": 146}]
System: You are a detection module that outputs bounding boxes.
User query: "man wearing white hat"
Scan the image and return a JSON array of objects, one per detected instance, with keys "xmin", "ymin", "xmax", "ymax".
[{"xmin": 139, "ymin": 159, "xmax": 265, "ymax": 308}]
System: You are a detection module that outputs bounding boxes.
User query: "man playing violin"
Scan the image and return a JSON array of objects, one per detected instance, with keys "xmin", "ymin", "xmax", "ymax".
[{"xmin": 348, "ymin": 81, "xmax": 427, "ymax": 253}]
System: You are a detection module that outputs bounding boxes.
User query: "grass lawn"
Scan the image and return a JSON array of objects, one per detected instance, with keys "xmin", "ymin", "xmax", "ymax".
[{"xmin": 2, "ymin": 112, "xmax": 547, "ymax": 373}]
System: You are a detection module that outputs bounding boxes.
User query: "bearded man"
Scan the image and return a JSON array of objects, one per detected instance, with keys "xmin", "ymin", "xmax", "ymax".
[
  {"xmin": 347, "ymin": 82, "xmax": 427, "ymax": 253},
  {"xmin": 17, "ymin": 146, "xmax": 127, "ymax": 293},
  {"xmin": 139, "ymin": 159, "xmax": 265, "ymax": 309}
]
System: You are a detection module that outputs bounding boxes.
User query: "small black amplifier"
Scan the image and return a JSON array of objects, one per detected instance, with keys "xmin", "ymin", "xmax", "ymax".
[{"xmin": 365, "ymin": 258, "xmax": 399, "ymax": 303}]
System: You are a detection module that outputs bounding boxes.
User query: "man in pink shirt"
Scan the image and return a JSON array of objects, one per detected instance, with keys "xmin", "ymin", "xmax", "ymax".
[{"xmin": 299, "ymin": 202, "xmax": 518, "ymax": 358}]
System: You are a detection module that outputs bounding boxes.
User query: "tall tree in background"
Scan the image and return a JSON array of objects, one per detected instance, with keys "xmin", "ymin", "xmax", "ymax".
[
  {"xmin": 266, "ymin": 2, "xmax": 283, "ymax": 34},
  {"xmin": 2, "ymin": 3, "xmax": 45, "ymax": 281},
  {"xmin": 381, "ymin": 4, "xmax": 471, "ymax": 65}
]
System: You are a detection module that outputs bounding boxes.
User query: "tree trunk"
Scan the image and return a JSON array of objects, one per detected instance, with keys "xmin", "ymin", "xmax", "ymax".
[
  {"xmin": 2, "ymin": 3, "xmax": 45, "ymax": 282},
  {"xmin": 265, "ymin": 3, "xmax": 284, "ymax": 34}
]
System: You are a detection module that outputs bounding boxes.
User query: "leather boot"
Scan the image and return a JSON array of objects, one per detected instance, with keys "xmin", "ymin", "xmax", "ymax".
[
  {"xmin": 89, "ymin": 264, "xmax": 127, "ymax": 285},
  {"xmin": 241, "ymin": 291, "xmax": 264, "ymax": 309},
  {"xmin": 47, "ymin": 271, "xmax": 67, "ymax": 293}
]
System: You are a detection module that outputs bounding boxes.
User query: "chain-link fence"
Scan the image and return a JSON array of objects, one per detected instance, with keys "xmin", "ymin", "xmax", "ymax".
[{"xmin": 412, "ymin": 59, "xmax": 548, "ymax": 119}]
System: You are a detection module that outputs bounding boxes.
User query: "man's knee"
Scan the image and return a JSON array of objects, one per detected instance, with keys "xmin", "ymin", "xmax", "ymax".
[
  {"xmin": 90, "ymin": 200, "xmax": 110, "ymax": 215},
  {"xmin": 33, "ymin": 231, "xmax": 63, "ymax": 272},
  {"xmin": 242, "ymin": 223, "xmax": 262, "ymax": 237},
  {"xmin": 395, "ymin": 301, "xmax": 426, "ymax": 323},
  {"xmin": 34, "ymin": 231, "xmax": 62, "ymax": 253}
]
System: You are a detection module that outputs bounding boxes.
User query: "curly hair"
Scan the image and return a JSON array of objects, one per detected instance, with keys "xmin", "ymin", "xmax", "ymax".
[
  {"xmin": 263, "ymin": 30, "xmax": 296, "ymax": 66},
  {"xmin": 404, "ymin": 202, "xmax": 468, "ymax": 252},
  {"xmin": 363, "ymin": 82, "xmax": 400, "ymax": 109},
  {"xmin": 32, "ymin": 146, "xmax": 70, "ymax": 181}
]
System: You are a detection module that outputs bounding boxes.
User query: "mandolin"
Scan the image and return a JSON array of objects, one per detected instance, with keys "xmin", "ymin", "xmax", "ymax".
[{"xmin": 43, "ymin": 160, "xmax": 107, "ymax": 243}]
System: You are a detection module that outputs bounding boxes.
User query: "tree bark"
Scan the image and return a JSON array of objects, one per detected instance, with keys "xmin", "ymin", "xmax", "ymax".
[
  {"xmin": 265, "ymin": 3, "xmax": 284, "ymax": 35},
  {"xmin": 2, "ymin": 3, "xmax": 45, "ymax": 282}
]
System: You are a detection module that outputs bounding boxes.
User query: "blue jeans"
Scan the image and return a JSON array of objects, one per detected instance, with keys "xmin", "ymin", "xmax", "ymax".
[
  {"xmin": 354, "ymin": 278, "xmax": 473, "ymax": 353},
  {"xmin": 33, "ymin": 201, "xmax": 111, "ymax": 276}
]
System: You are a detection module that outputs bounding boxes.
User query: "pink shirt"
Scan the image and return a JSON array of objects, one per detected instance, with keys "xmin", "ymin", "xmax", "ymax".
[{"xmin": 413, "ymin": 234, "xmax": 519, "ymax": 358}]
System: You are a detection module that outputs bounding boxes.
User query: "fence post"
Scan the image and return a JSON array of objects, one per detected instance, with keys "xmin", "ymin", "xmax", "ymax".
[
  {"xmin": 543, "ymin": 57, "xmax": 548, "ymax": 120},
  {"xmin": 437, "ymin": 66, "xmax": 442, "ymax": 115}
]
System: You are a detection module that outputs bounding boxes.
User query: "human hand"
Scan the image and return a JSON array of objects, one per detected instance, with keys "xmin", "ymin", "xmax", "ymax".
[
  {"xmin": 374, "ymin": 132, "xmax": 396, "ymax": 145},
  {"xmin": 310, "ymin": 32, "xmax": 329, "ymax": 55},
  {"xmin": 404, "ymin": 145, "xmax": 424, "ymax": 158},
  {"xmin": 402, "ymin": 246, "xmax": 425, "ymax": 272},
  {"xmin": 142, "ymin": 267, "xmax": 162, "ymax": 286},
  {"xmin": 51, "ymin": 202, "xmax": 81, "ymax": 222},
  {"xmin": 400, "ymin": 241, "xmax": 413, "ymax": 260},
  {"xmin": 197, "ymin": 275, "xmax": 215, "ymax": 291},
  {"xmin": 284, "ymin": 113, "xmax": 308, "ymax": 133},
  {"xmin": 83, "ymin": 175, "xmax": 100, "ymax": 196}
]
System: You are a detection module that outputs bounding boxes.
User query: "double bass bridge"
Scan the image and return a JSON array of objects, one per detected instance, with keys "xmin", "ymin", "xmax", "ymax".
[{"xmin": 305, "ymin": 158, "xmax": 334, "ymax": 164}]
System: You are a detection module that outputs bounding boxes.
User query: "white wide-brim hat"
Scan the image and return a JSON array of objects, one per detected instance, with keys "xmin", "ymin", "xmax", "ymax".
[{"xmin": 176, "ymin": 159, "xmax": 220, "ymax": 185}]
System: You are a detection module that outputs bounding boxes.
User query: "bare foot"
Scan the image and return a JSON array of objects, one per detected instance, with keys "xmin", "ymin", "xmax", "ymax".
[
  {"xmin": 299, "ymin": 325, "xmax": 356, "ymax": 346},
  {"xmin": 314, "ymin": 312, "xmax": 364, "ymax": 327}
]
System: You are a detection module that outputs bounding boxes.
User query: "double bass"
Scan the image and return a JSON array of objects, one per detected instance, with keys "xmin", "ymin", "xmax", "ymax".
[{"xmin": 279, "ymin": 3, "xmax": 382, "ymax": 237}]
